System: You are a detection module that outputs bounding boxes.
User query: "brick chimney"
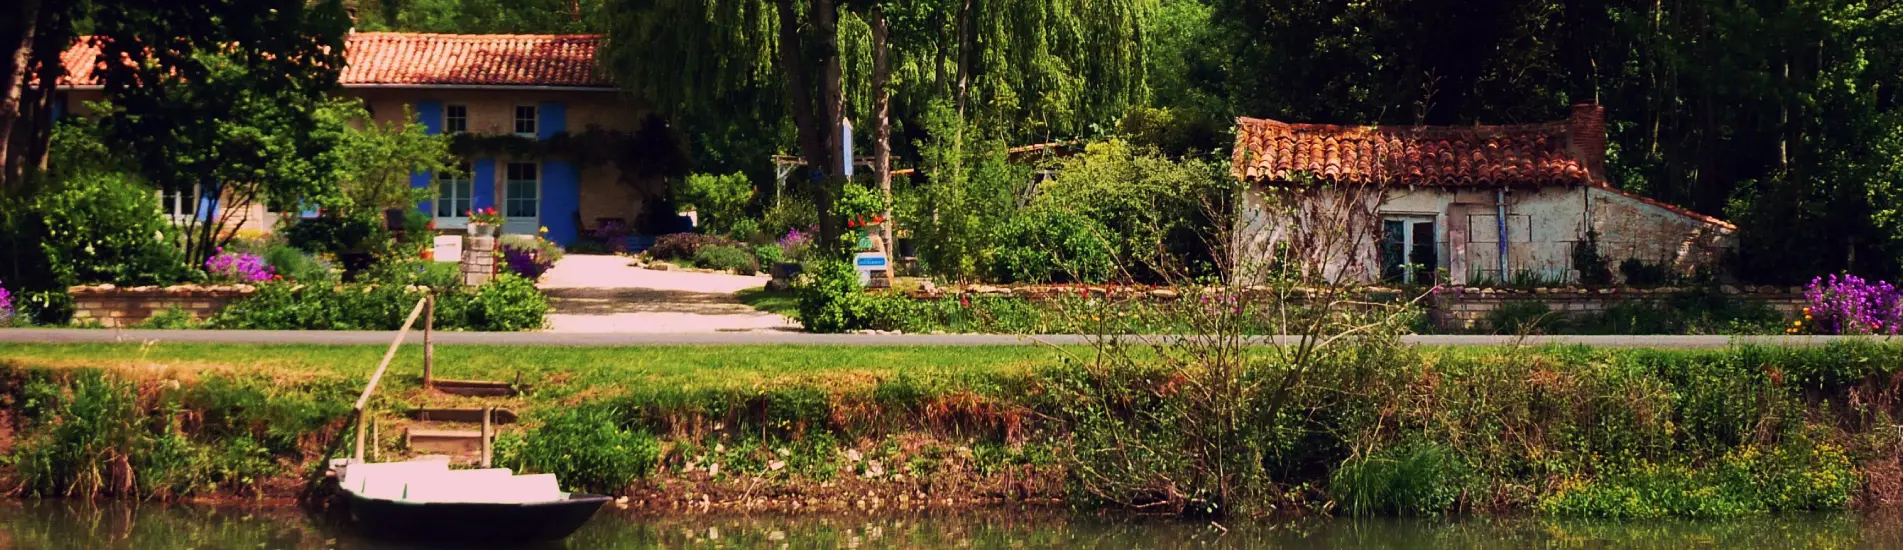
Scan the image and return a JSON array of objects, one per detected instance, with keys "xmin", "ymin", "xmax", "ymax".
[{"xmin": 1569, "ymin": 102, "xmax": 1607, "ymax": 183}]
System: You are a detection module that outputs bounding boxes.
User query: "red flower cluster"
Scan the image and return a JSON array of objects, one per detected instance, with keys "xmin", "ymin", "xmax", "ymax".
[
  {"xmin": 466, "ymin": 207, "xmax": 499, "ymax": 217},
  {"xmin": 847, "ymin": 215, "xmax": 887, "ymax": 229}
]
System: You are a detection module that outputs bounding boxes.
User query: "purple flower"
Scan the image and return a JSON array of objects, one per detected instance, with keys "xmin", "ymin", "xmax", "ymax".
[
  {"xmin": 1805, "ymin": 274, "xmax": 1903, "ymax": 335},
  {"xmin": 502, "ymin": 243, "xmax": 555, "ymax": 279},
  {"xmin": 0, "ymin": 278, "xmax": 13, "ymax": 324},
  {"xmin": 205, "ymin": 251, "xmax": 275, "ymax": 283}
]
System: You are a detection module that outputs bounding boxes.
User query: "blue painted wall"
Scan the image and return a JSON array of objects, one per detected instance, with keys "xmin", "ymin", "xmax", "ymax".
[
  {"xmin": 413, "ymin": 101, "xmax": 444, "ymax": 215},
  {"xmin": 472, "ymin": 158, "xmax": 496, "ymax": 211},
  {"xmin": 543, "ymin": 161, "xmax": 580, "ymax": 245}
]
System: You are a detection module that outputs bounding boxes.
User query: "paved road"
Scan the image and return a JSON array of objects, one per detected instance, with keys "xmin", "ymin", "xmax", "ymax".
[
  {"xmin": 537, "ymin": 254, "xmax": 795, "ymax": 333},
  {"xmin": 0, "ymin": 329, "xmax": 1889, "ymax": 348}
]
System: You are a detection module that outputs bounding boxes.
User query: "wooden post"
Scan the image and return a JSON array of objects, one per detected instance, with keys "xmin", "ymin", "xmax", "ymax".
[
  {"xmin": 370, "ymin": 418, "xmax": 380, "ymax": 462},
  {"xmin": 480, "ymin": 407, "xmax": 494, "ymax": 468},
  {"xmin": 423, "ymin": 294, "xmax": 435, "ymax": 389}
]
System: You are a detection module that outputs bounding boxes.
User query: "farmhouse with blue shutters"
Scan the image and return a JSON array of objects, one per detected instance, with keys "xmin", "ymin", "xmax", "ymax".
[{"xmin": 54, "ymin": 32, "xmax": 655, "ymax": 246}]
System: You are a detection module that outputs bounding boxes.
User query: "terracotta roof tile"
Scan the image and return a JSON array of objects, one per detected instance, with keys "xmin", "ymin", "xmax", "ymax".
[
  {"xmin": 1232, "ymin": 117, "xmax": 1595, "ymax": 188},
  {"xmin": 56, "ymin": 32, "xmax": 610, "ymax": 89}
]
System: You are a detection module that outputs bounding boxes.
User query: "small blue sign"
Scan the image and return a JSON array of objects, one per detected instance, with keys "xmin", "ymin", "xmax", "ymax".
[{"xmin": 856, "ymin": 256, "xmax": 887, "ymax": 267}]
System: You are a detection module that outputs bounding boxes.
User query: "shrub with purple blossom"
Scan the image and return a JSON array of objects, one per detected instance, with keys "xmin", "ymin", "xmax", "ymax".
[
  {"xmin": 1802, "ymin": 274, "xmax": 1903, "ymax": 335},
  {"xmin": 0, "ymin": 278, "xmax": 13, "ymax": 325},
  {"xmin": 204, "ymin": 248, "xmax": 276, "ymax": 283},
  {"xmin": 776, "ymin": 226, "xmax": 814, "ymax": 262},
  {"xmin": 498, "ymin": 234, "xmax": 563, "ymax": 281}
]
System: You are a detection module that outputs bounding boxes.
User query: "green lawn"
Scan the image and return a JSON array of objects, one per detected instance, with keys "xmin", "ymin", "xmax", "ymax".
[
  {"xmin": 736, "ymin": 287, "xmax": 800, "ymax": 316},
  {"xmin": 0, "ymin": 342, "xmax": 1064, "ymax": 393}
]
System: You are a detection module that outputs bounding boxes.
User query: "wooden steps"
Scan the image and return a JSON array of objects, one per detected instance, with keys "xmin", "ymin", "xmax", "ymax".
[
  {"xmin": 431, "ymin": 378, "xmax": 521, "ymax": 397},
  {"xmin": 406, "ymin": 428, "xmax": 487, "ymax": 455},
  {"xmin": 409, "ymin": 408, "xmax": 518, "ymax": 424}
]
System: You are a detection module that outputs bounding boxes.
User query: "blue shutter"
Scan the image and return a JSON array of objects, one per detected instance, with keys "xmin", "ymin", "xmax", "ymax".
[
  {"xmin": 537, "ymin": 101, "xmax": 566, "ymax": 140},
  {"xmin": 542, "ymin": 160, "xmax": 580, "ymax": 246},
  {"xmin": 413, "ymin": 171, "xmax": 434, "ymax": 215},
  {"xmin": 417, "ymin": 100, "xmax": 443, "ymax": 135},
  {"xmin": 195, "ymin": 183, "xmax": 218, "ymax": 223},
  {"xmin": 472, "ymin": 158, "xmax": 497, "ymax": 211}
]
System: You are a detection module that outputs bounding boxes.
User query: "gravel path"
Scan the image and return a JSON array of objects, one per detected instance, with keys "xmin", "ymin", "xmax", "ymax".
[{"xmin": 536, "ymin": 255, "xmax": 796, "ymax": 333}]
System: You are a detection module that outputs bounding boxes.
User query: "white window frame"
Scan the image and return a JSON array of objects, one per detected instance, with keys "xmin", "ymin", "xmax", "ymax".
[
  {"xmin": 513, "ymin": 105, "xmax": 538, "ymax": 136},
  {"xmin": 160, "ymin": 186, "xmax": 197, "ymax": 222},
  {"xmin": 1380, "ymin": 215, "xmax": 1438, "ymax": 284},
  {"xmin": 436, "ymin": 162, "xmax": 475, "ymax": 228},
  {"xmin": 504, "ymin": 161, "xmax": 540, "ymax": 234},
  {"xmin": 445, "ymin": 104, "xmax": 468, "ymax": 134}
]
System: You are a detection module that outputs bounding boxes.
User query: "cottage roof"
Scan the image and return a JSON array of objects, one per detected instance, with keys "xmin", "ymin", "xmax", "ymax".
[
  {"xmin": 1231, "ymin": 106, "xmax": 1604, "ymax": 188},
  {"xmin": 58, "ymin": 32, "xmax": 611, "ymax": 89}
]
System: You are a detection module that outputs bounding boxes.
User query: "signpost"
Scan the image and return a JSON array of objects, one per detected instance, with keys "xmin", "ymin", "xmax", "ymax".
[
  {"xmin": 432, "ymin": 235, "xmax": 462, "ymax": 263},
  {"xmin": 853, "ymin": 252, "xmax": 889, "ymax": 288}
]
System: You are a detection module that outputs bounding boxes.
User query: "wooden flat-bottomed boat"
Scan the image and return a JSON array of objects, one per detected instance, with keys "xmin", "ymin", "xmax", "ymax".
[{"xmin": 333, "ymin": 458, "xmax": 610, "ymax": 544}]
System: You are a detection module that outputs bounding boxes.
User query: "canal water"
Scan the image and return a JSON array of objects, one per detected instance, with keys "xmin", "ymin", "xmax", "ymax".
[{"xmin": 0, "ymin": 502, "xmax": 1897, "ymax": 549}]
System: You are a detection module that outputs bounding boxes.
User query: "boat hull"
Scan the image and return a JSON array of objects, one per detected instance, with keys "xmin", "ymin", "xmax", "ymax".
[{"xmin": 343, "ymin": 491, "xmax": 611, "ymax": 544}]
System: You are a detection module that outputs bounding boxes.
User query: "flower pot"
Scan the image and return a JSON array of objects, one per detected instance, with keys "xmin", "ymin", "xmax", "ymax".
[{"xmin": 468, "ymin": 222, "xmax": 490, "ymax": 237}]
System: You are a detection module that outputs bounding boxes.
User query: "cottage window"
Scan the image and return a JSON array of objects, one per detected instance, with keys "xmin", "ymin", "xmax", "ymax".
[
  {"xmin": 505, "ymin": 162, "xmax": 539, "ymax": 219},
  {"xmin": 161, "ymin": 187, "xmax": 197, "ymax": 218},
  {"xmin": 1380, "ymin": 217, "xmax": 1438, "ymax": 284},
  {"xmin": 436, "ymin": 162, "xmax": 474, "ymax": 221},
  {"xmin": 445, "ymin": 104, "xmax": 468, "ymax": 134},
  {"xmin": 513, "ymin": 105, "xmax": 537, "ymax": 136}
]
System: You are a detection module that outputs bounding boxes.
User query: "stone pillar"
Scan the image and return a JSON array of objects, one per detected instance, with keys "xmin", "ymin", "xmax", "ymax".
[{"xmin": 463, "ymin": 236, "xmax": 496, "ymax": 286}]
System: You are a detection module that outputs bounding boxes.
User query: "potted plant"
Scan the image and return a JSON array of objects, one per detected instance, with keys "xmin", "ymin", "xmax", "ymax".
[{"xmin": 468, "ymin": 207, "xmax": 505, "ymax": 237}]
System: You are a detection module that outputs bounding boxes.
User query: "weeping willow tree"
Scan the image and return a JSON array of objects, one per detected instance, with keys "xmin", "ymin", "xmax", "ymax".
[{"xmin": 602, "ymin": 0, "xmax": 1149, "ymax": 248}]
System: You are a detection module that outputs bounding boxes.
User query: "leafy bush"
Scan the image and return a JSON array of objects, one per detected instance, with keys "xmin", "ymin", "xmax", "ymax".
[
  {"xmin": 796, "ymin": 259, "xmax": 872, "ymax": 333},
  {"xmin": 31, "ymin": 171, "xmax": 187, "ymax": 286},
  {"xmin": 646, "ymin": 232, "xmax": 738, "ymax": 261},
  {"xmin": 209, "ymin": 272, "xmax": 545, "ymax": 331},
  {"xmin": 497, "ymin": 405, "xmax": 658, "ymax": 495},
  {"xmin": 1030, "ymin": 140, "xmax": 1232, "ymax": 281},
  {"xmin": 760, "ymin": 200, "xmax": 817, "ymax": 244},
  {"xmin": 990, "ymin": 207, "xmax": 1116, "ymax": 284},
  {"xmin": 261, "ymin": 245, "xmax": 333, "ymax": 283},
  {"xmin": 836, "ymin": 181, "xmax": 886, "ymax": 230},
  {"xmin": 282, "ymin": 214, "xmax": 384, "ymax": 255},
  {"xmin": 135, "ymin": 307, "xmax": 199, "ymax": 329},
  {"xmin": 726, "ymin": 218, "xmax": 762, "ymax": 242},
  {"xmin": 677, "ymin": 172, "xmax": 753, "ymax": 234},
  {"xmin": 468, "ymin": 273, "xmax": 549, "ymax": 331},
  {"xmin": 692, "ymin": 245, "xmax": 758, "ymax": 275},
  {"xmin": 752, "ymin": 243, "xmax": 785, "ymax": 267}
]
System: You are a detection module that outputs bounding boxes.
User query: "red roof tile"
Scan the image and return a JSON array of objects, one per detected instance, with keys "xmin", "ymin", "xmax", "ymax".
[
  {"xmin": 57, "ymin": 32, "xmax": 610, "ymax": 89},
  {"xmin": 1232, "ymin": 116, "xmax": 1596, "ymax": 188}
]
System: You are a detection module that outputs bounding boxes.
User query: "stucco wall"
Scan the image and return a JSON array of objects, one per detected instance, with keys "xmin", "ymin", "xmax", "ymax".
[{"xmin": 1239, "ymin": 184, "xmax": 1737, "ymax": 284}]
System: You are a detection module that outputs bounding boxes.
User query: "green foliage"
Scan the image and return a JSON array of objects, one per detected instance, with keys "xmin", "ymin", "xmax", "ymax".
[
  {"xmin": 726, "ymin": 218, "xmax": 762, "ymax": 242},
  {"xmin": 752, "ymin": 243, "xmax": 785, "ymax": 267},
  {"xmin": 282, "ymin": 215, "xmax": 386, "ymax": 256},
  {"xmin": 1030, "ymin": 140, "xmax": 1232, "ymax": 281},
  {"xmin": 692, "ymin": 245, "xmax": 759, "ymax": 275},
  {"xmin": 135, "ymin": 307, "xmax": 199, "ymax": 329},
  {"xmin": 1570, "ymin": 291, "xmax": 1786, "ymax": 335},
  {"xmin": 907, "ymin": 102, "xmax": 1029, "ymax": 281},
  {"xmin": 795, "ymin": 259, "xmax": 872, "ymax": 333},
  {"xmin": 760, "ymin": 200, "xmax": 818, "ymax": 244},
  {"xmin": 1572, "ymin": 231, "xmax": 1614, "ymax": 285},
  {"xmin": 499, "ymin": 404, "xmax": 659, "ymax": 495},
  {"xmin": 261, "ymin": 245, "xmax": 334, "ymax": 283},
  {"xmin": 354, "ymin": 0, "xmax": 605, "ymax": 33},
  {"xmin": 29, "ymin": 171, "xmax": 187, "ymax": 286},
  {"xmin": 1540, "ymin": 441, "xmax": 1855, "ymax": 519},
  {"xmin": 333, "ymin": 102, "xmax": 459, "ymax": 215},
  {"xmin": 1485, "ymin": 300, "xmax": 1563, "ymax": 334},
  {"xmin": 1619, "ymin": 259, "xmax": 1673, "ymax": 286},
  {"xmin": 835, "ymin": 181, "xmax": 885, "ymax": 227},
  {"xmin": 989, "ymin": 207, "xmax": 1117, "ymax": 284},
  {"xmin": 677, "ymin": 172, "xmax": 754, "ymax": 234},
  {"xmin": 1333, "ymin": 442, "xmax": 1471, "ymax": 516},
  {"xmin": 646, "ymin": 233, "xmax": 738, "ymax": 262},
  {"xmin": 208, "ymin": 271, "xmax": 546, "ymax": 331}
]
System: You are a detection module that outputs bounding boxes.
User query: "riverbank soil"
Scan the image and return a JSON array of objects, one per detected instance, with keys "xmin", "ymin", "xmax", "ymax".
[{"xmin": 0, "ymin": 341, "xmax": 1900, "ymax": 519}]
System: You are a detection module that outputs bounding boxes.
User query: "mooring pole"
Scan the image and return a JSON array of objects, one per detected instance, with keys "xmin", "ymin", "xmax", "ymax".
[
  {"xmin": 480, "ymin": 407, "xmax": 494, "ymax": 468},
  {"xmin": 423, "ymin": 294, "xmax": 435, "ymax": 389}
]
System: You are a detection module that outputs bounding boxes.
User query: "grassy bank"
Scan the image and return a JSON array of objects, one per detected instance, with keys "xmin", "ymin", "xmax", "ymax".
[{"xmin": 0, "ymin": 342, "xmax": 1898, "ymax": 519}]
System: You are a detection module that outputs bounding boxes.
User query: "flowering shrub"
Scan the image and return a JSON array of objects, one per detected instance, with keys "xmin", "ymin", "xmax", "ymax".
[
  {"xmin": 204, "ymin": 249, "xmax": 276, "ymax": 283},
  {"xmin": 776, "ymin": 227, "xmax": 814, "ymax": 262},
  {"xmin": 499, "ymin": 234, "xmax": 562, "ymax": 281},
  {"xmin": 0, "ymin": 279, "xmax": 13, "ymax": 325},
  {"xmin": 1800, "ymin": 274, "xmax": 1903, "ymax": 335},
  {"xmin": 468, "ymin": 206, "xmax": 504, "ymax": 226}
]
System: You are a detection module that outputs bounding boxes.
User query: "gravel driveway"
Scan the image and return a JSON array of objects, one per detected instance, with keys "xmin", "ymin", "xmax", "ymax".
[{"xmin": 537, "ymin": 255, "xmax": 796, "ymax": 333}]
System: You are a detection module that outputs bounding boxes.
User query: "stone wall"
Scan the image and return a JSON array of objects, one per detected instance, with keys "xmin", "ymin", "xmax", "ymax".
[
  {"xmin": 69, "ymin": 285, "xmax": 257, "ymax": 328},
  {"xmin": 1428, "ymin": 286, "xmax": 1804, "ymax": 331}
]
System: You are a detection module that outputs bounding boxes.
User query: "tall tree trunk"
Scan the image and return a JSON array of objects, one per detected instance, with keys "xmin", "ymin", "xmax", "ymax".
[
  {"xmin": 815, "ymin": 0, "xmax": 845, "ymax": 250},
  {"xmin": 955, "ymin": 0, "xmax": 973, "ymax": 117},
  {"xmin": 0, "ymin": 0, "xmax": 42, "ymax": 191},
  {"xmin": 871, "ymin": 6, "xmax": 893, "ymax": 243},
  {"xmin": 774, "ymin": 0, "xmax": 846, "ymax": 250}
]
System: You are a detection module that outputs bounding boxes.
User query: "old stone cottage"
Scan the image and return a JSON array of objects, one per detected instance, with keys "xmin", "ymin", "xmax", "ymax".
[
  {"xmin": 1231, "ymin": 103, "xmax": 1735, "ymax": 285},
  {"xmin": 53, "ymin": 32, "xmax": 654, "ymax": 246}
]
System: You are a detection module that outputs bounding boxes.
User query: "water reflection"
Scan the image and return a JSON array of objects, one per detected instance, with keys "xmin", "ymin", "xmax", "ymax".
[{"xmin": 0, "ymin": 502, "xmax": 1897, "ymax": 549}]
